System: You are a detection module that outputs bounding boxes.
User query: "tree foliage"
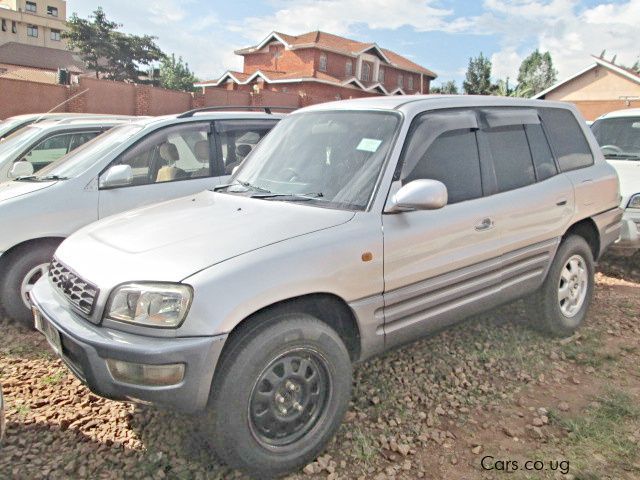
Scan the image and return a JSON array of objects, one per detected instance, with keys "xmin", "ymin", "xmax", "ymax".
[
  {"xmin": 516, "ymin": 49, "xmax": 557, "ymax": 96},
  {"xmin": 463, "ymin": 53, "xmax": 493, "ymax": 95},
  {"xmin": 430, "ymin": 80, "xmax": 459, "ymax": 94},
  {"xmin": 63, "ymin": 7, "xmax": 164, "ymax": 82},
  {"xmin": 160, "ymin": 54, "xmax": 198, "ymax": 92}
]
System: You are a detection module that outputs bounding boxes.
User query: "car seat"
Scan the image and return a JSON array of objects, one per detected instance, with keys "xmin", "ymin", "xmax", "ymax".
[{"xmin": 155, "ymin": 142, "xmax": 183, "ymax": 182}]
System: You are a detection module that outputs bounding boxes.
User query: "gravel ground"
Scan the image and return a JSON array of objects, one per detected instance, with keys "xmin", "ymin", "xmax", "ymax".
[{"xmin": 0, "ymin": 255, "xmax": 639, "ymax": 480}]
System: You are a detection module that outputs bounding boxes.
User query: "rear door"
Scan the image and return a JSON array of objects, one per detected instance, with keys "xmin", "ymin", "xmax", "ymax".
[
  {"xmin": 476, "ymin": 108, "xmax": 574, "ymax": 298},
  {"xmin": 20, "ymin": 129, "xmax": 102, "ymax": 172}
]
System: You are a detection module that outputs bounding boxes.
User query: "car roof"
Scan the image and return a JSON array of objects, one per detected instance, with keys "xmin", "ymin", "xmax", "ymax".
[
  {"xmin": 132, "ymin": 111, "xmax": 285, "ymax": 129},
  {"xmin": 299, "ymin": 94, "xmax": 577, "ymax": 114},
  {"xmin": 4, "ymin": 112, "xmax": 138, "ymax": 122},
  {"xmin": 596, "ymin": 108, "xmax": 640, "ymax": 120},
  {"xmin": 23, "ymin": 118, "xmax": 136, "ymax": 132}
]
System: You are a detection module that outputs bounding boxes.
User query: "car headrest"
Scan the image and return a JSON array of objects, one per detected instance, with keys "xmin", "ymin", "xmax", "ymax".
[
  {"xmin": 159, "ymin": 142, "xmax": 179, "ymax": 162},
  {"xmin": 236, "ymin": 144, "xmax": 252, "ymax": 158},
  {"xmin": 194, "ymin": 140, "xmax": 209, "ymax": 161}
]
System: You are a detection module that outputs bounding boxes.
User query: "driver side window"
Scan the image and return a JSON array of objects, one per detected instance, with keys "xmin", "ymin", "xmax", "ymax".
[{"xmin": 112, "ymin": 122, "xmax": 213, "ymax": 186}]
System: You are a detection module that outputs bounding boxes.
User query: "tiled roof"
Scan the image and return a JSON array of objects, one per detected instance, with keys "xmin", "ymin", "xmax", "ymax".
[
  {"xmin": 237, "ymin": 30, "xmax": 437, "ymax": 78},
  {"xmin": 0, "ymin": 43, "xmax": 86, "ymax": 73}
]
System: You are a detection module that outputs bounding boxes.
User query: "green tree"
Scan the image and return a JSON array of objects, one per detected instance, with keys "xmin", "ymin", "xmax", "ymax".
[
  {"xmin": 463, "ymin": 53, "xmax": 493, "ymax": 95},
  {"xmin": 430, "ymin": 80, "xmax": 459, "ymax": 94},
  {"xmin": 63, "ymin": 7, "xmax": 165, "ymax": 82},
  {"xmin": 516, "ymin": 49, "xmax": 557, "ymax": 97},
  {"xmin": 494, "ymin": 77, "xmax": 532, "ymax": 98},
  {"xmin": 159, "ymin": 54, "xmax": 198, "ymax": 92}
]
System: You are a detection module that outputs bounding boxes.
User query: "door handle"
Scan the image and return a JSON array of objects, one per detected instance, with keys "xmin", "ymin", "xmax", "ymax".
[
  {"xmin": 475, "ymin": 218, "xmax": 494, "ymax": 231},
  {"xmin": 556, "ymin": 198, "xmax": 568, "ymax": 206}
]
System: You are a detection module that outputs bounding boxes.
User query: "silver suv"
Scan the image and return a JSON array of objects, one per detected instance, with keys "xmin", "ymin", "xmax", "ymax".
[{"xmin": 31, "ymin": 96, "xmax": 622, "ymax": 478}]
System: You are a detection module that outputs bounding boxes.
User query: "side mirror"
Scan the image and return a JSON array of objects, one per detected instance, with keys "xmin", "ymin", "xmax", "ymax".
[
  {"xmin": 9, "ymin": 160, "xmax": 34, "ymax": 179},
  {"xmin": 99, "ymin": 164, "xmax": 133, "ymax": 189},
  {"xmin": 387, "ymin": 179, "xmax": 448, "ymax": 212}
]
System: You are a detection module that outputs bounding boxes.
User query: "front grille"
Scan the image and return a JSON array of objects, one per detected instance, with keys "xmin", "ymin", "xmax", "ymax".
[{"xmin": 49, "ymin": 258, "xmax": 99, "ymax": 316}]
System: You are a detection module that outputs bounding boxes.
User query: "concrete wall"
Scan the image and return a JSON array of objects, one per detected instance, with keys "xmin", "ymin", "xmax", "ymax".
[{"xmin": 572, "ymin": 100, "xmax": 640, "ymax": 121}]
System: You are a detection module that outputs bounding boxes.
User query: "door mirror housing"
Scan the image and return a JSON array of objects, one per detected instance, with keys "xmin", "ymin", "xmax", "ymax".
[
  {"xmin": 386, "ymin": 179, "xmax": 448, "ymax": 212},
  {"xmin": 100, "ymin": 164, "xmax": 133, "ymax": 189},
  {"xmin": 9, "ymin": 160, "xmax": 34, "ymax": 179}
]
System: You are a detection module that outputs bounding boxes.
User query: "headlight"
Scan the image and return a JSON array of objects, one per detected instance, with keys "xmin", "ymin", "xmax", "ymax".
[
  {"xmin": 106, "ymin": 282, "xmax": 192, "ymax": 328},
  {"xmin": 628, "ymin": 194, "xmax": 640, "ymax": 209}
]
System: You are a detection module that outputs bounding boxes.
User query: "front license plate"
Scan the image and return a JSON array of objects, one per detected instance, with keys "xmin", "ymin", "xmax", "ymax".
[{"xmin": 33, "ymin": 308, "xmax": 62, "ymax": 355}]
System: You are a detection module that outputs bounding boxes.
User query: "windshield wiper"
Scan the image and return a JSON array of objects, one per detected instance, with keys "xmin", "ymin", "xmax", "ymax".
[
  {"xmin": 38, "ymin": 175, "xmax": 69, "ymax": 181},
  {"xmin": 604, "ymin": 153, "xmax": 640, "ymax": 160},
  {"xmin": 251, "ymin": 192, "xmax": 324, "ymax": 201},
  {"xmin": 15, "ymin": 175, "xmax": 38, "ymax": 182},
  {"xmin": 213, "ymin": 180, "xmax": 272, "ymax": 193}
]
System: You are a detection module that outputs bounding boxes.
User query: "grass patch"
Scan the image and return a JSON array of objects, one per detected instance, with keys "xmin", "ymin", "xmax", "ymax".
[
  {"xmin": 42, "ymin": 371, "xmax": 66, "ymax": 385},
  {"xmin": 351, "ymin": 425, "xmax": 379, "ymax": 463},
  {"xmin": 13, "ymin": 404, "xmax": 31, "ymax": 417},
  {"xmin": 550, "ymin": 388, "xmax": 640, "ymax": 477}
]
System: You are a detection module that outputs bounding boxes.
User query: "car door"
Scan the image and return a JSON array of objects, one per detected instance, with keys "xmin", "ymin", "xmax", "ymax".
[
  {"xmin": 20, "ymin": 129, "xmax": 103, "ymax": 173},
  {"xmin": 382, "ymin": 109, "xmax": 504, "ymax": 348},
  {"xmin": 214, "ymin": 119, "xmax": 279, "ymax": 177},
  {"xmin": 476, "ymin": 108, "xmax": 574, "ymax": 300},
  {"xmin": 98, "ymin": 121, "xmax": 221, "ymax": 218}
]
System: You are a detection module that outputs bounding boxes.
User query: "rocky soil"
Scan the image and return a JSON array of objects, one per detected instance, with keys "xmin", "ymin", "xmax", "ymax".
[{"xmin": 0, "ymin": 255, "xmax": 638, "ymax": 480}]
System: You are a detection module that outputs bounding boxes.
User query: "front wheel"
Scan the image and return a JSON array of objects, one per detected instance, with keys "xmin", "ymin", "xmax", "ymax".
[
  {"xmin": 0, "ymin": 242, "xmax": 58, "ymax": 327},
  {"xmin": 203, "ymin": 313, "xmax": 352, "ymax": 478},
  {"xmin": 525, "ymin": 235, "xmax": 595, "ymax": 336}
]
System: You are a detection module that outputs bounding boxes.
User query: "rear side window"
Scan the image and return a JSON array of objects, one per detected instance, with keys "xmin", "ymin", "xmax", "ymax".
[
  {"xmin": 525, "ymin": 124, "xmax": 557, "ymax": 181},
  {"xmin": 405, "ymin": 128, "xmax": 482, "ymax": 204},
  {"xmin": 538, "ymin": 108, "xmax": 594, "ymax": 171},
  {"xmin": 484, "ymin": 125, "xmax": 535, "ymax": 192}
]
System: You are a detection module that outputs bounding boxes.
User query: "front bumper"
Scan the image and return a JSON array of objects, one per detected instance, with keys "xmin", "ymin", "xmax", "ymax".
[
  {"xmin": 30, "ymin": 278, "xmax": 227, "ymax": 413},
  {"xmin": 611, "ymin": 208, "xmax": 640, "ymax": 253}
]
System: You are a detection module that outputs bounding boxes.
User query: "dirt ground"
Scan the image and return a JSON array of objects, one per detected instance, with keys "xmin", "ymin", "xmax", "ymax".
[{"xmin": 0, "ymin": 252, "xmax": 638, "ymax": 480}]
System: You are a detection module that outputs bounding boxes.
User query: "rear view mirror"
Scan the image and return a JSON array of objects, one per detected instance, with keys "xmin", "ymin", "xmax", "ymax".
[
  {"xmin": 9, "ymin": 160, "xmax": 34, "ymax": 179},
  {"xmin": 386, "ymin": 179, "xmax": 448, "ymax": 213},
  {"xmin": 99, "ymin": 164, "xmax": 133, "ymax": 189}
]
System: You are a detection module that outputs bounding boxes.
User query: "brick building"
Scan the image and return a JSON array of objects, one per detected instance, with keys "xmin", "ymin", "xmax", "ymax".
[
  {"xmin": 196, "ymin": 30, "xmax": 437, "ymax": 104},
  {"xmin": 534, "ymin": 55, "xmax": 640, "ymax": 120}
]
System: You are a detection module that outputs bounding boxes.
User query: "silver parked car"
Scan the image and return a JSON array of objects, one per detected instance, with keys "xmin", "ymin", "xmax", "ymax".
[
  {"xmin": 591, "ymin": 108, "xmax": 640, "ymax": 253},
  {"xmin": 0, "ymin": 117, "xmax": 136, "ymax": 181},
  {"xmin": 31, "ymin": 96, "xmax": 621, "ymax": 478},
  {"xmin": 0, "ymin": 109, "xmax": 280, "ymax": 326}
]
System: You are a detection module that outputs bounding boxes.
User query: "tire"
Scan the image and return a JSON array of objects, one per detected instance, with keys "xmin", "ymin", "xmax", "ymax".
[
  {"xmin": 525, "ymin": 235, "xmax": 595, "ymax": 336},
  {"xmin": 203, "ymin": 313, "xmax": 352, "ymax": 479},
  {"xmin": 0, "ymin": 241, "xmax": 58, "ymax": 328}
]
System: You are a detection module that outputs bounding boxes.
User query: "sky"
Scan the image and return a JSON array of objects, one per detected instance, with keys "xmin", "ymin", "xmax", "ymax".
[{"xmin": 65, "ymin": 0, "xmax": 640, "ymax": 88}]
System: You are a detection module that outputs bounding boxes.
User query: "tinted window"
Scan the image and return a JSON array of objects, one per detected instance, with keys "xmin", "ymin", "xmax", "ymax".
[
  {"xmin": 216, "ymin": 121, "xmax": 276, "ymax": 175},
  {"xmin": 538, "ymin": 108, "xmax": 594, "ymax": 171},
  {"xmin": 406, "ymin": 128, "xmax": 482, "ymax": 204},
  {"xmin": 525, "ymin": 124, "xmax": 557, "ymax": 181},
  {"xmin": 484, "ymin": 125, "xmax": 535, "ymax": 192}
]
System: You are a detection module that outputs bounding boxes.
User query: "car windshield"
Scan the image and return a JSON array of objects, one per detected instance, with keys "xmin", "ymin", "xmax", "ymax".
[
  {"xmin": 591, "ymin": 117, "xmax": 640, "ymax": 160},
  {"xmin": 30, "ymin": 123, "xmax": 144, "ymax": 180},
  {"xmin": 0, "ymin": 125, "xmax": 44, "ymax": 157},
  {"xmin": 228, "ymin": 111, "xmax": 400, "ymax": 210}
]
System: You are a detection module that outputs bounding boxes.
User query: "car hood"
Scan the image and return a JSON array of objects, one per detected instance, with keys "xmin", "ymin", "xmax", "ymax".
[
  {"xmin": 607, "ymin": 160, "xmax": 640, "ymax": 205},
  {"xmin": 56, "ymin": 191, "xmax": 356, "ymax": 286},
  {"xmin": 0, "ymin": 179, "xmax": 57, "ymax": 202}
]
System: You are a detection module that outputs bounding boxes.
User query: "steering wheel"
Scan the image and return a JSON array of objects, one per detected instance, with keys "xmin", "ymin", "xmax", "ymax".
[
  {"xmin": 282, "ymin": 167, "xmax": 301, "ymax": 182},
  {"xmin": 600, "ymin": 145, "xmax": 623, "ymax": 155}
]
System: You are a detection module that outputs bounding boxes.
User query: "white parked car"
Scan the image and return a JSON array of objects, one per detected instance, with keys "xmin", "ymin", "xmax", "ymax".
[
  {"xmin": 0, "ymin": 109, "xmax": 281, "ymax": 325},
  {"xmin": 0, "ymin": 117, "xmax": 135, "ymax": 181},
  {"xmin": 591, "ymin": 108, "xmax": 640, "ymax": 253}
]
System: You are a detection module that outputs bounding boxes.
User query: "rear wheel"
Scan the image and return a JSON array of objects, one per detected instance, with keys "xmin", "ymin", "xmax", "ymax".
[
  {"xmin": 203, "ymin": 313, "xmax": 352, "ymax": 478},
  {"xmin": 0, "ymin": 242, "xmax": 58, "ymax": 327},
  {"xmin": 525, "ymin": 235, "xmax": 594, "ymax": 336}
]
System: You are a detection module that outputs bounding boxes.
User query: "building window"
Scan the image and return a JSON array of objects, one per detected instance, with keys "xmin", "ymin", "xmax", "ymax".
[
  {"xmin": 319, "ymin": 52, "xmax": 327, "ymax": 72},
  {"xmin": 408, "ymin": 75, "xmax": 414, "ymax": 90},
  {"xmin": 378, "ymin": 67, "xmax": 385, "ymax": 83},
  {"xmin": 1, "ymin": 19, "xmax": 6, "ymax": 32},
  {"xmin": 27, "ymin": 25, "xmax": 38, "ymax": 37},
  {"xmin": 397, "ymin": 73, "xmax": 404, "ymax": 89},
  {"xmin": 345, "ymin": 59, "xmax": 353, "ymax": 77},
  {"xmin": 25, "ymin": 1, "xmax": 37, "ymax": 13},
  {"xmin": 47, "ymin": 5, "xmax": 58, "ymax": 16},
  {"xmin": 50, "ymin": 28, "xmax": 60, "ymax": 41},
  {"xmin": 12, "ymin": 21, "xmax": 16, "ymax": 33},
  {"xmin": 361, "ymin": 62, "xmax": 371, "ymax": 81}
]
